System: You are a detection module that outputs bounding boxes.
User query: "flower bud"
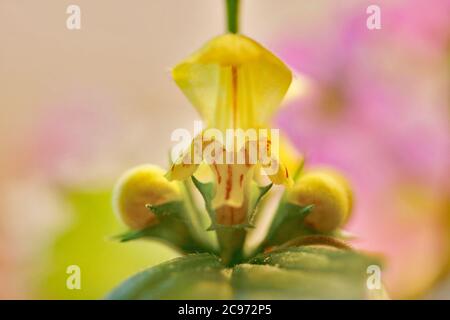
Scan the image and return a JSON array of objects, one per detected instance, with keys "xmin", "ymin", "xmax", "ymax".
[
  {"xmin": 287, "ymin": 168, "xmax": 352, "ymax": 232},
  {"xmin": 112, "ymin": 164, "xmax": 181, "ymax": 230}
]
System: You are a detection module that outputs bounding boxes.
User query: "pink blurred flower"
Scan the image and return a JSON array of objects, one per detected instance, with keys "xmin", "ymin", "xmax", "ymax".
[{"xmin": 275, "ymin": 0, "xmax": 450, "ymax": 298}]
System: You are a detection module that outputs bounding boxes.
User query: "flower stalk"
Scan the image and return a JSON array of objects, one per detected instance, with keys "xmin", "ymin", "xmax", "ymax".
[{"xmin": 226, "ymin": 0, "xmax": 240, "ymax": 33}]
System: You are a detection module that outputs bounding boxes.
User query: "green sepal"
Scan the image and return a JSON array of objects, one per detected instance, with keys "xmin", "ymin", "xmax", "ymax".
[
  {"xmin": 191, "ymin": 176, "xmax": 217, "ymax": 226},
  {"xmin": 191, "ymin": 177, "xmax": 249, "ymax": 265},
  {"xmin": 114, "ymin": 201, "xmax": 209, "ymax": 253},
  {"xmin": 145, "ymin": 201, "xmax": 185, "ymax": 220},
  {"xmin": 191, "ymin": 177, "xmax": 272, "ymax": 231},
  {"xmin": 263, "ymin": 201, "xmax": 315, "ymax": 247},
  {"xmin": 285, "ymin": 203, "xmax": 314, "ymax": 218},
  {"xmin": 247, "ymin": 183, "xmax": 272, "ymax": 225}
]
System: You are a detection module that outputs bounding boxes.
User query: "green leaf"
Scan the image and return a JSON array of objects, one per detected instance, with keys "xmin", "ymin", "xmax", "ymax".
[
  {"xmin": 108, "ymin": 245, "xmax": 382, "ymax": 300},
  {"xmin": 249, "ymin": 246, "xmax": 380, "ymax": 273},
  {"xmin": 273, "ymin": 235, "xmax": 353, "ymax": 251},
  {"xmin": 234, "ymin": 246, "xmax": 381, "ymax": 299},
  {"xmin": 108, "ymin": 173, "xmax": 381, "ymax": 300},
  {"xmin": 107, "ymin": 253, "xmax": 232, "ymax": 300},
  {"xmin": 232, "ymin": 263, "xmax": 361, "ymax": 299}
]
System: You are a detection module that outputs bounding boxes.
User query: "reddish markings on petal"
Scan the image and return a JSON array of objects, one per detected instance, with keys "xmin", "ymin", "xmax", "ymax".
[
  {"xmin": 213, "ymin": 162, "xmax": 222, "ymax": 184},
  {"xmin": 239, "ymin": 174, "xmax": 244, "ymax": 187},
  {"xmin": 225, "ymin": 164, "xmax": 233, "ymax": 200},
  {"xmin": 231, "ymin": 66, "xmax": 238, "ymax": 129},
  {"xmin": 285, "ymin": 166, "xmax": 289, "ymax": 178},
  {"xmin": 266, "ymin": 139, "xmax": 272, "ymax": 149}
]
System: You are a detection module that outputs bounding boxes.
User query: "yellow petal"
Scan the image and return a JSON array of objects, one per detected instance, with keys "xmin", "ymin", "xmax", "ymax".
[
  {"xmin": 286, "ymin": 169, "xmax": 353, "ymax": 232},
  {"xmin": 278, "ymin": 134, "xmax": 305, "ymax": 179},
  {"xmin": 258, "ymin": 134, "xmax": 293, "ymax": 187},
  {"xmin": 172, "ymin": 34, "xmax": 292, "ymax": 130},
  {"xmin": 308, "ymin": 166, "xmax": 353, "ymax": 213},
  {"xmin": 263, "ymin": 159, "xmax": 293, "ymax": 187},
  {"xmin": 166, "ymin": 134, "xmax": 207, "ymax": 181},
  {"xmin": 210, "ymin": 163, "xmax": 254, "ymax": 209},
  {"xmin": 166, "ymin": 157, "xmax": 199, "ymax": 181},
  {"xmin": 113, "ymin": 164, "xmax": 181, "ymax": 230},
  {"xmin": 166, "ymin": 150, "xmax": 200, "ymax": 181},
  {"xmin": 208, "ymin": 141, "xmax": 257, "ymax": 209},
  {"xmin": 192, "ymin": 162, "xmax": 214, "ymax": 183}
]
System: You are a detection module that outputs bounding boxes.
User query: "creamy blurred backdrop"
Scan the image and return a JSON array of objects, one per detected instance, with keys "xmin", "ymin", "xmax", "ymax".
[{"xmin": 0, "ymin": 0, "xmax": 449, "ymax": 299}]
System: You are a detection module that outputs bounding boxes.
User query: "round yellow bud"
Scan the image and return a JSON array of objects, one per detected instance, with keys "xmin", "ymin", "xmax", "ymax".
[
  {"xmin": 112, "ymin": 164, "xmax": 181, "ymax": 230},
  {"xmin": 287, "ymin": 168, "xmax": 353, "ymax": 233}
]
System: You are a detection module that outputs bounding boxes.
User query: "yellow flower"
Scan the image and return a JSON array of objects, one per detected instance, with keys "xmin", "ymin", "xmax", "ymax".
[
  {"xmin": 113, "ymin": 165, "xmax": 181, "ymax": 230},
  {"xmin": 166, "ymin": 34, "xmax": 293, "ymax": 213},
  {"xmin": 287, "ymin": 168, "xmax": 353, "ymax": 233}
]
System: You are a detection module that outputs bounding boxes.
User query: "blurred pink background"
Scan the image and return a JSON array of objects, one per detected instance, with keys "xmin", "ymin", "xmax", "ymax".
[{"xmin": 0, "ymin": 0, "xmax": 449, "ymax": 299}]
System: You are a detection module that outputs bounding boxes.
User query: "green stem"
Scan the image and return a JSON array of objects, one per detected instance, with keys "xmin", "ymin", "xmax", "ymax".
[
  {"xmin": 217, "ymin": 228, "xmax": 246, "ymax": 266},
  {"xmin": 226, "ymin": 0, "xmax": 240, "ymax": 33}
]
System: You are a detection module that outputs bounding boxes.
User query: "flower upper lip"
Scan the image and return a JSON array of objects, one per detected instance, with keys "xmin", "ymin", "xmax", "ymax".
[
  {"xmin": 172, "ymin": 33, "xmax": 292, "ymax": 130},
  {"xmin": 168, "ymin": 33, "xmax": 294, "ymax": 209}
]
